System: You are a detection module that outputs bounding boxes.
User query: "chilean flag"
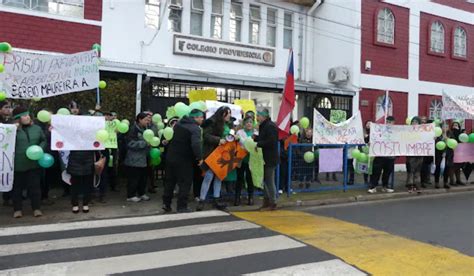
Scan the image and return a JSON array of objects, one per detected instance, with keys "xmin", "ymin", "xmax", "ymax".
[
  {"xmin": 375, "ymin": 90, "xmax": 389, "ymax": 124},
  {"xmin": 276, "ymin": 49, "xmax": 295, "ymax": 140}
]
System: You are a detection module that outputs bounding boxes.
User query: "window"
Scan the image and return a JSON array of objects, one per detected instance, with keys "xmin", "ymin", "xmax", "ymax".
[
  {"xmin": 229, "ymin": 2, "xmax": 242, "ymax": 42},
  {"xmin": 453, "ymin": 27, "xmax": 467, "ymax": 58},
  {"xmin": 145, "ymin": 0, "xmax": 160, "ymax": 29},
  {"xmin": 376, "ymin": 8, "xmax": 395, "ymax": 45},
  {"xmin": 190, "ymin": 0, "xmax": 204, "ymax": 36},
  {"xmin": 266, "ymin": 8, "xmax": 277, "ymax": 47},
  {"xmin": 430, "ymin": 21, "xmax": 445, "ymax": 54},
  {"xmin": 167, "ymin": 0, "xmax": 182, "ymax": 32},
  {"xmin": 283, "ymin": 12, "xmax": 293, "ymax": 49},
  {"xmin": 375, "ymin": 95, "xmax": 393, "ymax": 121},
  {"xmin": 2, "ymin": 0, "xmax": 84, "ymax": 18},
  {"xmin": 211, "ymin": 0, "xmax": 223, "ymax": 39},
  {"xmin": 429, "ymin": 99, "xmax": 442, "ymax": 120},
  {"xmin": 316, "ymin": 97, "xmax": 332, "ymax": 109},
  {"xmin": 249, "ymin": 5, "xmax": 261, "ymax": 44}
]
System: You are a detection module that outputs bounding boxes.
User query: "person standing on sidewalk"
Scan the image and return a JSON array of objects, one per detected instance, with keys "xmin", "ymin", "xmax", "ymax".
[
  {"xmin": 1, "ymin": 100, "xmax": 13, "ymax": 207},
  {"xmin": 11, "ymin": 106, "xmax": 47, "ymax": 218},
  {"xmin": 368, "ymin": 116, "xmax": 395, "ymax": 194},
  {"xmin": 67, "ymin": 150, "xmax": 96, "ymax": 213},
  {"xmin": 406, "ymin": 117, "xmax": 424, "ymax": 193},
  {"xmin": 255, "ymin": 108, "xmax": 279, "ymax": 211},
  {"xmin": 235, "ymin": 117, "xmax": 256, "ymax": 206},
  {"xmin": 162, "ymin": 109, "xmax": 204, "ymax": 213},
  {"xmin": 124, "ymin": 113, "xmax": 151, "ymax": 203},
  {"xmin": 420, "ymin": 117, "xmax": 434, "ymax": 188}
]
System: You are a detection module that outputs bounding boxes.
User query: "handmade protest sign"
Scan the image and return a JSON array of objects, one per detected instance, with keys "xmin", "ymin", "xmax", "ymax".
[
  {"xmin": 205, "ymin": 141, "xmax": 247, "ymax": 181},
  {"xmin": 313, "ymin": 109, "xmax": 364, "ymax": 144},
  {"xmin": 442, "ymin": 92, "xmax": 474, "ymax": 120},
  {"xmin": 206, "ymin": 101, "xmax": 243, "ymax": 124},
  {"xmin": 188, "ymin": 89, "xmax": 217, "ymax": 103},
  {"xmin": 105, "ymin": 121, "xmax": 118, "ymax": 149},
  {"xmin": 330, "ymin": 110, "xmax": 347, "ymax": 124},
  {"xmin": 249, "ymin": 148, "xmax": 264, "ymax": 189},
  {"xmin": 319, "ymin": 148, "xmax": 343, "ymax": 173},
  {"xmin": 0, "ymin": 124, "xmax": 17, "ymax": 192},
  {"xmin": 234, "ymin": 99, "xmax": 256, "ymax": 115},
  {"xmin": 454, "ymin": 143, "xmax": 474, "ymax": 163},
  {"xmin": 369, "ymin": 123, "xmax": 435, "ymax": 157},
  {"xmin": 51, "ymin": 115, "xmax": 106, "ymax": 151},
  {"xmin": 0, "ymin": 50, "xmax": 99, "ymax": 99}
]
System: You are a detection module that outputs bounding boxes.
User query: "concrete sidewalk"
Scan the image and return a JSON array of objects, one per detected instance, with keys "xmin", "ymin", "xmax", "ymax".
[{"xmin": 1, "ymin": 172, "xmax": 473, "ymax": 227}]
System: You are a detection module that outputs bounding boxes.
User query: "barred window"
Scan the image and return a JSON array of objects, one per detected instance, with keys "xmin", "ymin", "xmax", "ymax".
[
  {"xmin": 2, "ymin": 0, "xmax": 84, "ymax": 18},
  {"xmin": 429, "ymin": 99, "xmax": 442, "ymax": 120},
  {"xmin": 430, "ymin": 21, "xmax": 445, "ymax": 53},
  {"xmin": 211, "ymin": 0, "xmax": 223, "ymax": 39},
  {"xmin": 229, "ymin": 2, "xmax": 242, "ymax": 42}
]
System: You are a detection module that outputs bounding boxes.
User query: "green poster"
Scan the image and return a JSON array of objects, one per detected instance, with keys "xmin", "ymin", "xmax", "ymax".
[
  {"xmin": 330, "ymin": 110, "xmax": 347, "ymax": 124},
  {"xmin": 105, "ymin": 121, "xmax": 118, "ymax": 149},
  {"xmin": 249, "ymin": 148, "xmax": 264, "ymax": 189}
]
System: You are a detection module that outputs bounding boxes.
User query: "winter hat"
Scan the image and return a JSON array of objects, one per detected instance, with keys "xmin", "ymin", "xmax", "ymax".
[
  {"xmin": 411, "ymin": 116, "xmax": 421, "ymax": 125},
  {"xmin": 12, "ymin": 106, "xmax": 29, "ymax": 120}
]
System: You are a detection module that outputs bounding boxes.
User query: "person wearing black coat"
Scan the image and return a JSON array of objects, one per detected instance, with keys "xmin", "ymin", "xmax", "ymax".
[
  {"xmin": 162, "ymin": 110, "xmax": 204, "ymax": 213},
  {"xmin": 67, "ymin": 150, "xmax": 95, "ymax": 213},
  {"xmin": 255, "ymin": 108, "xmax": 279, "ymax": 211}
]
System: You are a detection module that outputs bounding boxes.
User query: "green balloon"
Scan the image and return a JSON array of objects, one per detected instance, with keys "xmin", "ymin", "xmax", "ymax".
[
  {"xmin": 447, "ymin": 138, "xmax": 458, "ymax": 149},
  {"xmin": 436, "ymin": 141, "xmax": 446, "ymax": 151},
  {"xmin": 92, "ymin": 43, "xmax": 101, "ymax": 51},
  {"xmin": 174, "ymin": 102, "xmax": 190, "ymax": 118},
  {"xmin": 303, "ymin": 151, "xmax": 315, "ymax": 163},
  {"xmin": 163, "ymin": 127, "xmax": 174, "ymax": 141},
  {"xmin": 290, "ymin": 125, "xmax": 300, "ymax": 135},
  {"xmin": 151, "ymin": 156, "xmax": 161, "ymax": 166},
  {"xmin": 352, "ymin": 149, "xmax": 361, "ymax": 159},
  {"xmin": 150, "ymin": 137, "xmax": 160, "ymax": 147},
  {"xmin": 362, "ymin": 146, "xmax": 370, "ymax": 154},
  {"xmin": 149, "ymin": 148, "xmax": 161, "ymax": 159},
  {"xmin": 96, "ymin": 129, "xmax": 109, "ymax": 143},
  {"xmin": 26, "ymin": 145, "xmax": 44, "ymax": 161},
  {"xmin": 156, "ymin": 122, "xmax": 165, "ymax": 130},
  {"xmin": 189, "ymin": 102, "xmax": 201, "ymax": 111},
  {"xmin": 143, "ymin": 129, "xmax": 155, "ymax": 142},
  {"xmin": 358, "ymin": 153, "xmax": 368, "ymax": 163},
  {"xmin": 300, "ymin": 117, "xmax": 310, "ymax": 129},
  {"xmin": 158, "ymin": 129, "xmax": 164, "ymax": 138},
  {"xmin": 0, "ymin": 64, "xmax": 4, "ymax": 73},
  {"xmin": 434, "ymin": 119, "xmax": 441, "ymax": 126},
  {"xmin": 38, "ymin": 153, "xmax": 54, "ymax": 168},
  {"xmin": 117, "ymin": 122, "xmax": 129, "ymax": 134},
  {"xmin": 434, "ymin": 127, "xmax": 442, "ymax": 137},
  {"xmin": 99, "ymin": 80, "xmax": 107, "ymax": 89},
  {"xmin": 469, "ymin": 133, "xmax": 474, "ymax": 143},
  {"xmin": 57, "ymin": 108, "xmax": 70, "ymax": 115},
  {"xmin": 152, "ymin": 114, "xmax": 162, "ymax": 123},
  {"xmin": 0, "ymin": 91, "xmax": 7, "ymax": 101},
  {"xmin": 122, "ymin": 119, "xmax": 130, "ymax": 126},
  {"xmin": 113, "ymin": 119, "xmax": 121, "ymax": 125},
  {"xmin": 0, "ymin": 42, "xmax": 12, "ymax": 53},
  {"xmin": 37, "ymin": 110, "xmax": 51, "ymax": 123},
  {"xmin": 459, "ymin": 133, "xmax": 469, "ymax": 143},
  {"xmin": 197, "ymin": 101, "xmax": 207, "ymax": 112},
  {"xmin": 405, "ymin": 117, "xmax": 413, "ymax": 125}
]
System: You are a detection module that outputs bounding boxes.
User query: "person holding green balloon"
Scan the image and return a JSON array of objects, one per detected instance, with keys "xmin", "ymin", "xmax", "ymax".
[
  {"xmin": 11, "ymin": 106, "xmax": 47, "ymax": 218},
  {"xmin": 235, "ymin": 117, "xmax": 257, "ymax": 206},
  {"xmin": 123, "ymin": 113, "xmax": 152, "ymax": 203},
  {"xmin": 434, "ymin": 123, "xmax": 451, "ymax": 189}
]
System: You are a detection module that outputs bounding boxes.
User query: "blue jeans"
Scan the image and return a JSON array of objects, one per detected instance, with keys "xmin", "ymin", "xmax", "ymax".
[{"xmin": 200, "ymin": 170, "xmax": 222, "ymax": 200}]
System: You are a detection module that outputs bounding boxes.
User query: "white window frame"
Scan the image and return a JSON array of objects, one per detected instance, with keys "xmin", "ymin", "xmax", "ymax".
[
  {"xmin": 283, "ymin": 12, "xmax": 293, "ymax": 49},
  {"xmin": 453, "ymin": 26, "xmax": 467, "ymax": 58},
  {"xmin": 249, "ymin": 5, "xmax": 261, "ymax": 45},
  {"xmin": 229, "ymin": 2, "xmax": 242, "ymax": 42},
  {"xmin": 376, "ymin": 8, "xmax": 395, "ymax": 45},
  {"xmin": 430, "ymin": 21, "xmax": 445, "ymax": 54},
  {"xmin": 190, "ymin": 0, "xmax": 204, "ymax": 36},
  {"xmin": 1, "ymin": 0, "xmax": 84, "ymax": 18},
  {"xmin": 145, "ymin": 0, "xmax": 160, "ymax": 29},
  {"xmin": 211, "ymin": 0, "xmax": 223, "ymax": 39},
  {"xmin": 266, "ymin": 8, "xmax": 277, "ymax": 47},
  {"xmin": 429, "ymin": 99, "xmax": 442, "ymax": 120}
]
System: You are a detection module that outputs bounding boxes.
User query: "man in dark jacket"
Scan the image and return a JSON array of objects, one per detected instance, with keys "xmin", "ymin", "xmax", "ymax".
[
  {"xmin": 256, "ymin": 108, "xmax": 279, "ymax": 211},
  {"xmin": 11, "ymin": 106, "xmax": 47, "ymax": 218},
  {"xmin": 162, "ymin": 109, "xmax": 204, "ymax": 213}
]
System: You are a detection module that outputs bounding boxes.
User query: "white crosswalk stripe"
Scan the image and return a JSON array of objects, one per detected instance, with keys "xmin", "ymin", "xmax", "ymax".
[{"xmin": 0, "ymin": 211, "xmax": 366, "ymax": 276}]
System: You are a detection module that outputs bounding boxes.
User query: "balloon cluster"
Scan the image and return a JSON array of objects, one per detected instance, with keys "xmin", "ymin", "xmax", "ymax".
[
  {"xmin": 435, "ymin": 133, "xmax": 474, "ymax": 151},
  {"xmin": 26, "ymin": 145, "xmax": 54, "ymax": 168}
]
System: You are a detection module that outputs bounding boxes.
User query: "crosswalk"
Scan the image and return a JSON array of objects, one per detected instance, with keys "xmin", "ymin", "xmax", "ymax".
[{"xmin": 0, "ymin": 211, "xmax": 365, "ymax": 275}]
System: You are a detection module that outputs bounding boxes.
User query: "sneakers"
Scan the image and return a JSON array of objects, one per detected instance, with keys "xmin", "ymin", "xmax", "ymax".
[
  {"xmin": 82, "ymin": 206, "xmax": 89, "ymax": 213},
  {"xmin": 367, "ymin": 188, "xmax": 377, "ymax": 194},
  {"xmin": 127, "ymin": 196, "xmax": 141, "ymax": 203},
  {"xmin": 72, "ymin": 206, "xmax": 80, "ymax": 214},
  {"xmin": 140, "ymin": 194, "xmax": 151, "ymax": 201},
  {"xmin": 382, "ymin": 187, "xmax": 394, "ymax": 193},
  {"xmin": 13, "ymin": 211, "xmax": 22, "ymax": 218},
  {"xmin": 33, "ymin": 210, "xmax": 43, "ymax": 217}
]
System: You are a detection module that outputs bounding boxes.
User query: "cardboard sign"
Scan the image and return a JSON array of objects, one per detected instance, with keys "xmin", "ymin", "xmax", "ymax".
[
  {"xmin": 105, "ymin": 121, "xmax": 118, "ymax": 149},
  {"xmin": 249, "ymin": 148, "xmax": 264, "ymax": 189},
  {"xmin": 313, "ymin": 109, "xmax": 364, "ymax": 145},
  {"xmin": 330, "ymin": 110, "xmax": 347, "ymax": 124},
  {"xmin": 234, "ymin": 99, "xmax": 256, "ymax": 116},
  {"xmin": 188, "ymin": 89, "xmax": 217, "ymax": 103},
  {"xmin": 442, "ymin": 92, "xmax": 474, "ymax": 120},
  {"xmin": 319, "ymin": 148, "xmax": 343, "ymax": 173},
  {"xmin": 0, "ymin": 124, "xmax": 17, "ymax": 192},
  {"xmin": 369, "ymin": 123, "xmax": 435, "ymax": 157},
  {"xmin": 0, "ymin": 50, "xmax": 99, "ymax": 99},
  {"xmin": 51, "ymin": 115, "xmax": 106, "ymax": 151},
  {"xmin": 454, "ymin": 143, "xmax": 474, "ymax": 163},
  {"xmin": 205, "ymin": 141, "xmax": 248, "ymax": 181},
  {"xmin": 206, "ymin": 101, "xmax": 243, "ymax": 124}
]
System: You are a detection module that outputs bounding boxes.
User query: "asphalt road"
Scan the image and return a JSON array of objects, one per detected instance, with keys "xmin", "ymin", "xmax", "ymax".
[{"xmin": 304, "ymin": 192, "xmax": 474, "ymax": 256}]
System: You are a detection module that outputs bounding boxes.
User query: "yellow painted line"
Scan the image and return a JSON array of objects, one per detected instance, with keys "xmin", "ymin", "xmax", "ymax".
[{"xmin": 233, "ymin": 210, "xmax": 474, "ymax": 276}]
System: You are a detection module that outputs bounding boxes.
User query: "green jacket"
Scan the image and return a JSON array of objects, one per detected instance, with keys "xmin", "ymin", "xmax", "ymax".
[{"xmin": 15, "ymin": 124, "xmax": 47, "ymax": 172}]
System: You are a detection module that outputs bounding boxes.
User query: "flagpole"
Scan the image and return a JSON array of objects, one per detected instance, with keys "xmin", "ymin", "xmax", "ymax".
[{"xmin": 384, "ymin": 90, "xmax": 389, "ymax": 123}]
